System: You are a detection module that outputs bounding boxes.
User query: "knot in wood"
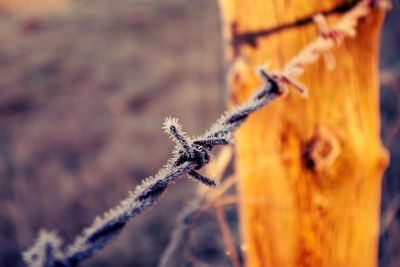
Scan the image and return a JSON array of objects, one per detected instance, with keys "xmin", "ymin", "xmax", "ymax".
[{"xmin": 302, "ymin": 127, "xmax": 340, "ymax": 173}]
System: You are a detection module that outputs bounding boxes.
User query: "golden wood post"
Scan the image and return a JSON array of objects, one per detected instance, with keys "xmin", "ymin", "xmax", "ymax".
[{"xmin": 219, "ymin": 1, "xmax": 389, "ymax": 266}]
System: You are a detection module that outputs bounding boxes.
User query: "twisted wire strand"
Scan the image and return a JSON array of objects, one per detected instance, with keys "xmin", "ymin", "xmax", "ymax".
[
  {"xmin": 279, "ymin": 0, "xmax": 391, "ymax": 85},
  {"xmin": 23, "ymin": 69, "xmax": 284, "ymax": 267}
]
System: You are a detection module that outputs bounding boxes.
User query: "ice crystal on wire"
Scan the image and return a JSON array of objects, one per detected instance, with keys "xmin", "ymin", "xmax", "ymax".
[
  {"xmin": 23, "ymin": 231, "xmax": 64, "ymax": 267},
  {"xmin": 23, "ymin": 65, "xmax": 290, "ymax": 267}
]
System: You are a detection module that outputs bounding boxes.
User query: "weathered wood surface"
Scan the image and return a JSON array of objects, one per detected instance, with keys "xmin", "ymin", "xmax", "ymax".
[{"xmin": 219, "ymin": 1, "xmax": 388, "ymax": 266}]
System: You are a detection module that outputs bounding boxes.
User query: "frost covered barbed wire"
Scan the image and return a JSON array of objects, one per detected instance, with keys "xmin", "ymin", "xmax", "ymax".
[
  {"xmin": 23, "ymin": 68, "xmax": 292, "ymax": 267},
  {"xmin": 275, "ymin": 0, "xmax": 391, "ymax": 88},
  {"xmin": 23, "ymin": 0, "xmax": 389, "ymax": 266}
]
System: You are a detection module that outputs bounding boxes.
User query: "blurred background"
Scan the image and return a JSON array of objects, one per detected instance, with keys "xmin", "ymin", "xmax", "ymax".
[{"xmin": 0, "ymin": 0, "xmax": 398, "ymax": 266}]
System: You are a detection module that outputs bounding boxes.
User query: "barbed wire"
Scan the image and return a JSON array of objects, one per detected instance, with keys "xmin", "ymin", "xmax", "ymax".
[
  {"xmin": 23, "ymin": 0, "xmax": 389, "ymax": 266},
  {"xmin": 23, "ymin": 62, "xmax": 294, "ymax": 267}
]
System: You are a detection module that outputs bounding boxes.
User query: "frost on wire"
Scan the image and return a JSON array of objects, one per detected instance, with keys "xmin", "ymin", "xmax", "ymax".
[{"xmin": 23, "ymin": 69, "xmax": 290, "ymax": 267}]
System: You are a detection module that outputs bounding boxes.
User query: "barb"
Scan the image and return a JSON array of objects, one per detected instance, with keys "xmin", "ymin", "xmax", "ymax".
[
  {"xmin": 23, "ymin": 66, "xmax": 292, "ymax": 267},
  {"xmin": 23, "ymin": 231, "xmax": 64, "ymax": 267}
]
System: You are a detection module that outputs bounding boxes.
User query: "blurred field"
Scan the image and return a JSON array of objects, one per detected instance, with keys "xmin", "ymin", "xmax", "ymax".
[
  {"xmin": 0, "ymin": 1, "xmax": 224, "ymax": 266},
  {"xmin": 0, "ymin": 0, "xmax": 398, "ymax": 267}
]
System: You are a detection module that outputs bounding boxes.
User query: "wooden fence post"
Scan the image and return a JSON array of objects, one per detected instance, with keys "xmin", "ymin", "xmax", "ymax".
[{"xmin": 218, "ymin": 1, "xmax": 389, "ymax": 266}]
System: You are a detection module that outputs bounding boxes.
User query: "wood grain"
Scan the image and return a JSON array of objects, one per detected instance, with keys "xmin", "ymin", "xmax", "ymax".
[{"xmin": 219, "ymin": 1, "xmax": 388, "ymax": 266}]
